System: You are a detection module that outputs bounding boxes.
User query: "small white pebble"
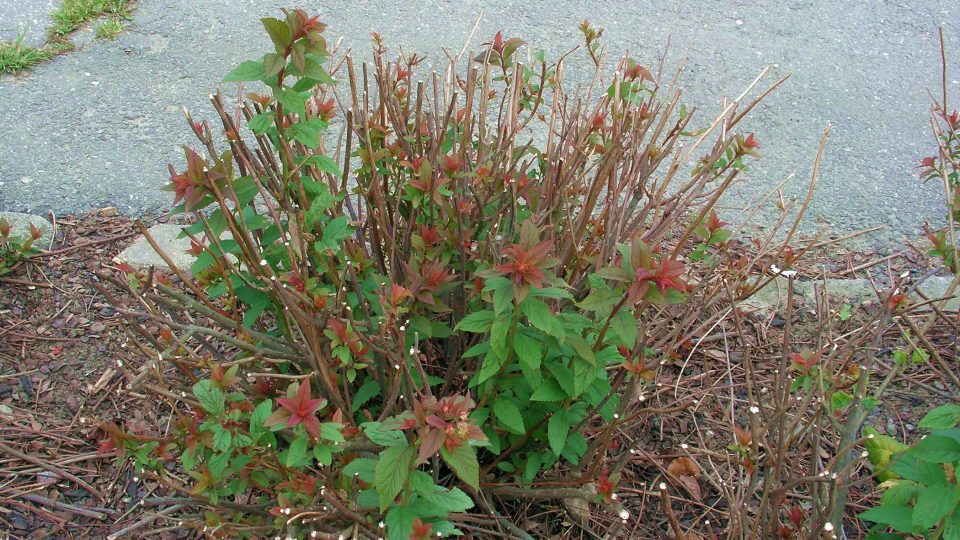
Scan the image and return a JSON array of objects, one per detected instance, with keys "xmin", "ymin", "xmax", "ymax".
[
  {"xmin": 681, "ymin": 443, "xmax": 689, "ymax": 449},
  {"xmin": 749, "ymin": 406, "xmax": 760, "ymax": 414},
  {"xmin": 824, "ymin": 522, "xmax": 834, "ymax": 532},
  {"xmin": 618, "ymin": 509, "xmax": 630, "ymax": 520},
  {"xmin": 659, "ymin": 482, "xmax": 667, "ymax": 490}
]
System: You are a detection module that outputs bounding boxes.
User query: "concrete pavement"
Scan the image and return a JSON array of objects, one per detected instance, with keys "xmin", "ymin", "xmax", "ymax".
[{"xmin": 0, "ymin": 0, "xmax": 958, "ymax": 246}]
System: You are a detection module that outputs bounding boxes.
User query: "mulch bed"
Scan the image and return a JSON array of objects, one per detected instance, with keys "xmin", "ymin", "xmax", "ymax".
[
  {"xmin": 0, "ymin": 211, "xmax": 194, "ymax": 539},
  {"xmin": 0, "ymin": 211, "xmax": 955, "ymax": 539}
]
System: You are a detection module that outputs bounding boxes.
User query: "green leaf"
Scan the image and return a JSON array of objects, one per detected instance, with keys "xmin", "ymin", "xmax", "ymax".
[
  {"xmin": 547, "ymin": 411, "xmax": 570, "ymax": 455},
  {"xmin": 314, "ymin": 216, "xmax": 352, "ymax": 253},
  {"xmin": 362, "ymin": 421, "xmax": 407, "ymax": 447},
  {"xmin": 275, "ymin": 87, "xmax": 306, "ymax": 116},
  {"xmin": 919, "ymin": 404, "xmax": 960, "ymax": 429},
  {"xmin": 429, "ymin": 487, "xmax": 474, "ymax": 512},
  {"xmin": 375, "ymin": 443, "xmax": 415, "ymax": 511},
  {"xmin": 830, "ymin": 391, "xmax": 853, "ymax": 411},
  {"xmin": 301, "ymin": 154, "xmax": 341, "ymax": 175},
  {"xmin": 521, "ymin": 298, "xmax": 563, "ymax": 337},
  {"xmin": 909, "ymin": 435, "xmax": 960, "ymax": 463},
  {"xmin": 880, "ymin": 480, "xmax": 919, "ymax": 506},
  {"xmin": 859, "ymin": 504, "xmax": 915, "ymax": 534},
  {"xmin": 262, "ymin": 52, "xmax": 285, "ymax": 78},
  {"xmin": 474, "ymin": 351, "xmax": 505, "ymax": 386},
  {"xmin": 352, "ymin": 379, "xmax": 380, "ymax": 411},
  {"xmin": 492, "ymin": 398, "xmax": 525, "ymax": 434},
  {"xmin": 490, "ymin": 311, "xmax": 512, "ymax": 357},
  {"xmin": 224, "ymin": 60, "xmax": 265, "ymax": 82},
  {"xmin": 566, "ymin": 334, "xmax": 596, "ymax": 366},
  {"xmin": 209, "ymin": 451, "xmax": 230, "ymax": 477},
  {"xmin": 610, "ymin": 309, "xmax": 638, "ymax": 348},
  {"xmin": 913, "ymin": 485, "xmax": 955, "ymax": 529},
  {"xmin": 864, "ymin": 425, "xmax": 907, "ymax": 482},
  {"xmin": 456, "ymin": 310, "xmax": 495, "ymax": 333},
  {"xmin": 261, "ymin": 17, "xmax": 292, "ymax": 49},
  {"xmin": 302, "ymin": 58, "xmax": 336, "ymax": 84},
  {"xmin": 441, "ymin": 444, "xmax": 480, "ymax": 490},
  {"xmin": 513, "ymin": 331, "xmax": 543, "ymax": 386},
  {"xmin": 249, "ymin": 399, "xmax": 272, "ymax": 439},
  {"xmin": 385, "ymin": 504, "xmax": 416, "ymax": 540},
  {"xmin": 288, "ymin": 120, "xmax": 324, "ymax": 148},
  {"xmin": 321, "ymin": 422, "xmax": 345, "ymax": 443},
  {"xmin": 213, "ymin": 428, "xmax": 232, "ymax": 453},
  {"xmin": 530, "ymin": 378, "xmax": 566, "ymax": 402},
  {"xmin": 192, "ymin": 380, "xmax": 225, "ymax": 417},
  {"xmin": 313, "ymin": 444, "xmax": 332, "ymax": 465},
  {"xmin": 286, "ymin": 435, "xmax": 308, "ymax": 467},
  {"xmin": 248, "ymin": 113, "xmax": 274, "ymax": 134},
  {"xmin": 492, "ymin": 283, "xmax": 514, "ymax": 315},
  {"xmin": 343, "ymin": 458, "xmax": 377, "ymax": 482}
]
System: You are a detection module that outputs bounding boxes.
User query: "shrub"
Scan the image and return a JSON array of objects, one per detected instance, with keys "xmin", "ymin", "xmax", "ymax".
[
  {"xmin": 100, "ymin": 9, "xmax": 822, "ymax": 538},
  {"xmin": 857, "ymin": 29, "xmax": 960, "ymax": 540}
]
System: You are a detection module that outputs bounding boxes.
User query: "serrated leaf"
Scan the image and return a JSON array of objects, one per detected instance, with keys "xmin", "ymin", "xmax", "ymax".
[
  {"xmin": 275, "ymin": 87, "xmax": 306, "ymax": 115},
  {"xmin": 286, "ymin": 435, "xmax": 308, "ymax": 467},
  {"xmin": 919, "ymin": 404, "xmax": 960, "ymax": 429},
  {"xmin": 314, "ymin": 216, "xmax": 352, "ymax": 253},
  {"xmin": 429, "ymin": 487, "xmax": 474, "ymax": 512},
  {"xmin": 262, "ymin": 52, "xmax": 285, "ymax": 78},
  {"xmin": 441, "ymin": 445, "xmax": 479, "ymax": 490},
  {"xmin": 192, "ymin": 380, "xmax": 225, "ymax": 417},
  {"xmin": 490, "ymin": 311, "xmax": 512, "ymax": 357},
  {"xmin": 248, "ymin": 112, "xmax": 274, "ymax": 134},
  {"xmin": 224, "ymin": 60, "xmax": 265, "ymax": 82},
  {"xmin": 530, "ymin": 378, "xmax": 566, "ymax": 401},
  {"xmin": 249, "ymin": 399, "xmax": 272, "ymax": 439},
  {"xmin": 909, "ymin": 435, "xmax": 960, "ymax": 463},
  {"xmin": 352, "ymin": 379, "xmax": 380, "ymax": 411},
  {"xmin": 566, "ymin": 334, "xmax": 596, "ymax": 366},
  {"xmin": 492, "ymin": 398, "xmax": 525, "ymax": 434},
  {"xmin": 547, "ymin": 412, "xmax": 570, "ymax": 455},
  {"xmin": 864, "ymin": 425, "xmax": 907, "ymax": 482},
  {"xmin": 261, "ymin": 17, "xmax": 291, "ymax": 49},
  {"xmin": 859, "ymin": 505, "xmax": 914, "ymax": 534},
  {"xmin": 343, "ymin": 457, "xmax": 377, "ymax": 482},
  {"xmin": 376, "ymin": 444, "xmax": 415, "ymax": 511},
  {"xmin": 611, "ymin": 309, "xmax": 638, "ymax": 348},
  {"xmin": 913, "ymin": 485, "xmax": 955, "ymax": 529},
  {"xmin": 456, "ymin": 310, "xmax": 495, "ymax": 333},
  {"xmin": 522, "ymin": 298, "xmax": 562, "ymax": 337},
  {"xmin": 362, "ymin": 421, "xmax": 407, "ymax": 447},
  {"xmin": 385, "ymin": 504, "xmax": 416, "ymax": 540}
]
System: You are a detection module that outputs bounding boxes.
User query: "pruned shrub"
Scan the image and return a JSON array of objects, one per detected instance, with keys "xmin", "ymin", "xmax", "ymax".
[{"xmin": 96, "ymin": 9, "xmax": 844, "ymax": 539}]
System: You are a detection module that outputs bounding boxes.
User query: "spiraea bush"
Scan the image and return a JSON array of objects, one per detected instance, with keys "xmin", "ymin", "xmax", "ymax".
[{"xmin": 95, "ymin": 9, "xmax": 893, "ymax": 539}]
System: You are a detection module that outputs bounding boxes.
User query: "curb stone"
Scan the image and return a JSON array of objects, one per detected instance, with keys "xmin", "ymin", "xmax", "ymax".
[
  {"xmin": 740, "ymin": 275, "xmax": 959, "ymax": 312},
  {"xmin": 114, "ymin": 223, "xmax": 195, "ymax": 270},
  {"xmin": 0, "ymin": 211, "xmax": 53, "ymax": 247}
]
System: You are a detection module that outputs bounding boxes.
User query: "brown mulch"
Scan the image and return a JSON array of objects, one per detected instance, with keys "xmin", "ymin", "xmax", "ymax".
[
  {"xmin": 0, "ymin": 211, "xmax": 955, "ymax": 539},
  {"xmin": 0, "ymin": 210, "xmax": 192, "ymax": 540}
]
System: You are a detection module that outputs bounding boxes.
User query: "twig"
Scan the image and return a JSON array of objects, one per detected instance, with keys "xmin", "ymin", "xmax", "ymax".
[
  {"xmin": 17, "ymin": 493, "xmax": 109, "ymax": 520},
  {"xmin": 0, "ymin": 440, "xmax": 105, "ymax": 502},
  {"xmin": 659, "ymin": 483, "xmax": 686, "ymax": 540},
  {"xmin": 107, "ymin": 505, "xmax": 183, "ymax": 540}
]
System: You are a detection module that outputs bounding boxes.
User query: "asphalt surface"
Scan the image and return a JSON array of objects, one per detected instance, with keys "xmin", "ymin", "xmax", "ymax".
[
  {"xmin": 0, "ymin": 0, "xmax": 59, "ymax": 46},
  {"xmin": 0, "ymin": 1, "xmax": 958, "ymax": 245}
]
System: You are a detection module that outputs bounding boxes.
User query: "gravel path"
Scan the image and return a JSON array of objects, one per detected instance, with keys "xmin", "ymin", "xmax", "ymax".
[{"xmin": 0, "ymin": 0, "xmax": 957, "ymax": 245}]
